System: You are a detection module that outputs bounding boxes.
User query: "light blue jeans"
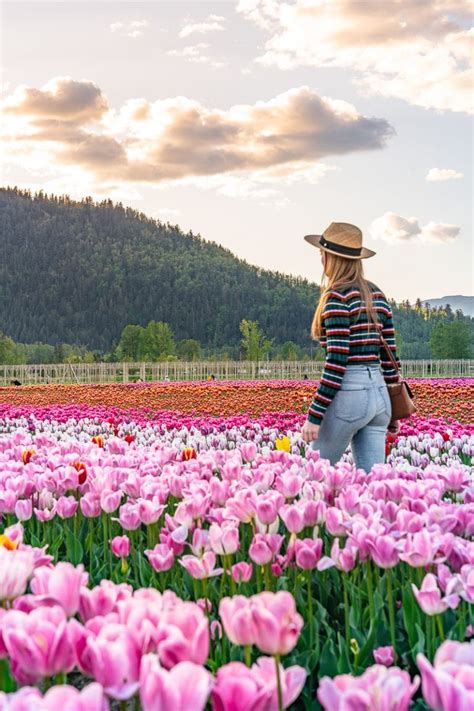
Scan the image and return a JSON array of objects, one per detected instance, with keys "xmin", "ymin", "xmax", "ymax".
[{"xmin": 310, "ymin": 364, "xmax": 392, "ymax": 472}]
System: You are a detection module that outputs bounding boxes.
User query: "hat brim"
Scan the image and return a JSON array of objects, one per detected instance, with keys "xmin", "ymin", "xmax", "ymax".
[{"xmin": 303, "ymin": 234, "xmax": 376, "ymax": 259}]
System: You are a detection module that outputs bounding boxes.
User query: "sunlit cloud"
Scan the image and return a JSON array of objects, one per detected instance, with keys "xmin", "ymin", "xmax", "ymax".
[
  {"xmin": 236, "ymin": 0, "xmax": 474, "ymax": 114},
  {"xmin": 1, "ymin": 77, "xmax": 394, "ymax": 203},
  {"xmin": 370, "ymin": 211, "xmax": 460, "ymax": 244},
  {"xmin": 179, "ymin": 14, "xmax": 227, "ymax": 38},
  {"xmin": 110, "ymin": 19, "xmax": 149, "ymax": 38},
  {"xmin": 426, "ymin": 168, "xmax": 464, "ymax": 181},
  {"xmin": 167, "ymin": 43, "xmax": 227, "ymax": 68}
]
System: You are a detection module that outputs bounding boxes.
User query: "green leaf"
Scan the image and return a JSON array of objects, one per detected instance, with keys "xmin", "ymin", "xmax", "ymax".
[
  {"xmin": 65, "ymin": 525, "xmax": 83, "ymax": 565},
  {"xmin": 402, "ymin": 582, "xmax": 422, "ymax": 659},
  {"xmin": 318, "ymin": 637, "xmax": 338, "ymax": 678},
  {"xmin": 336, "ymin": 633, "xmax": 352, "ymax": 674}
]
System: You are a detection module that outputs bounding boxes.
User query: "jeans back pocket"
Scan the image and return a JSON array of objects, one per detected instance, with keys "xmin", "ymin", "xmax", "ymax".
[{"xmin": 334, "ymin": 387, "xmax": 369, "ymax": 422}]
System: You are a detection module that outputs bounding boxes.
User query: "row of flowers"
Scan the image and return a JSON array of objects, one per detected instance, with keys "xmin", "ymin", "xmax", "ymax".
[
  {"xmin": 2, "ymin": 378, "xmax": 473, "ymax": 422},
  {"xmin": 1, "ymin": 407, "xmax": 473, "ymax": 470},
  {"xmin": 1, "ymin": 539, "xmax": 472, "ymax": 710},
  {"xmin": 0, "ymin": 410, "xmax": 473, "ymax": 707}
]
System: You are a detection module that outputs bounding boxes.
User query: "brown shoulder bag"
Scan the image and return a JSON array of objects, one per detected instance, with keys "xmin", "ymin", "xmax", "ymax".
[{"xmin": 377, "ymin": 324, "xmax": 416, "ymax": 422}]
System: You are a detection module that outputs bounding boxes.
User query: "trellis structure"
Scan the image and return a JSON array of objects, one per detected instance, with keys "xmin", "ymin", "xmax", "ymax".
[{"xmin": 0, "ymin": 360, "xmax": 473, "ymax": 386}]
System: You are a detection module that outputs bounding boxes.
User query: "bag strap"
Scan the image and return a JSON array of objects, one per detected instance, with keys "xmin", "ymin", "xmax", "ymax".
[{"xmin": 376, "ymin": 322, "xmax": 400, "ymax": 375}]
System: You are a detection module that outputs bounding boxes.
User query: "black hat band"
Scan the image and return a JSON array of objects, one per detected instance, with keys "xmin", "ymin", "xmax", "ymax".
[{"xmin": 319, "ymin": 236, "xmax": 362, "ymax": 256}]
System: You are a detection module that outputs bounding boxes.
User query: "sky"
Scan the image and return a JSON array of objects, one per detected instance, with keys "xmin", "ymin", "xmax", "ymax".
[{"xmin": 1, "ymin": 0, "xmax": 473, "ymax": 303}]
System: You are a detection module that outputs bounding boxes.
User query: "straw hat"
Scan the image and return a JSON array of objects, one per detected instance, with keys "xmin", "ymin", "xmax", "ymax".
[{"xmin": 304, "ymin": 222, "xmax": 376, "ymax": 260}]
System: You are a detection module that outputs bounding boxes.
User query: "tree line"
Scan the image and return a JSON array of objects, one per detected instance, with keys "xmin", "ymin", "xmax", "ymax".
[{"xmin": 0, "ymin": 187, "xmax": 472, "ymax": 364}]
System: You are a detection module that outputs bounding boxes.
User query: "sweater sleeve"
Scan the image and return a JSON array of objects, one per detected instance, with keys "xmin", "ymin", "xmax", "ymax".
[
  {"xmin": 380, "ymin": 307, "xmax": 402, "ymax": 385},
  {"xmin": 307, "ymin": 292, "xmax": 350, "ymax": 424}
]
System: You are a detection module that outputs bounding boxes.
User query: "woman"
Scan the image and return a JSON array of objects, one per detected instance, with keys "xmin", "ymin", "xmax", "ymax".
[{"xmin": 301, "ymin": 222, "xmax": 401, "ymax": 473}]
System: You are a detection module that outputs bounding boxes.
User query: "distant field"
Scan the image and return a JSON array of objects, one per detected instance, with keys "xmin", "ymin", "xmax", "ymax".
[{"xmin": 1, "ymin": 378, "xmax": 473, "ymax": 423}]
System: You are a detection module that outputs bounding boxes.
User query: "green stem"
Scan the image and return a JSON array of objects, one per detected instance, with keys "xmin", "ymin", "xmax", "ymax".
[
  {"xmin": 436, "ymin": 614, "xmax": 445, "ymax": 642},
  {"xmin": 264, "ymin": 563, "xmax": 272, "ymax": 591},
  {"xmin": 245, "ymin": 645, "xmax": 251, "ymax": 667},
  {"xmin": 342, "ymin": 573, "xmax": 350, "ymax": 649},
  {"xmin": 275, "ymin": 655, "xmax": 283, "ymax": 711},
  {"xmin": 102, "ymin": 513, "xmax": 110, "ymax": 575},
  {"xmin": 366, "ymin": 560, "xmax": 375, "ymax": 620},
  {"xmin": 307, "ymin": 569, "xmax": 314, "ymax": 649},
  {"xmin": 386, "ymin": 568, "xmax": 397, "ymax": 661}
]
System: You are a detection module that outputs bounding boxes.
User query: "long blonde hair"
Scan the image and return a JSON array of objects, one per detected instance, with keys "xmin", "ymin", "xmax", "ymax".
[{"xmin": 311, "ymin": 251, "xmax": 381, "ymax": 340}]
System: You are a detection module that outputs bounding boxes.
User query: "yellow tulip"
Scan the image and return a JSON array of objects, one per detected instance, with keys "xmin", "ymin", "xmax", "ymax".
[{"xmin": 275, "ymin": 435, "xmax": 291, "ymax": 452}]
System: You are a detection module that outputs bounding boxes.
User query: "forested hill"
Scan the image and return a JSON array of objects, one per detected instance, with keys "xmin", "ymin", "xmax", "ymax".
[
  {"xmin": 0, "ymin": 188, "xmax": 321, "ymax": 352},
  {"xmin": 1, "ymin": 188, "xmax": 471, "ymax": 359}
]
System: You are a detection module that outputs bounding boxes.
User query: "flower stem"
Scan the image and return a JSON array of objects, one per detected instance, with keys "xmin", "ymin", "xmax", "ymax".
[
  {"xmin": 366, "ymin": 560, "xmax": 375, "ymax": 620},
  {"xmin": 436, "ymin": 614, "xmax": 445, "ymax": 642},
  {"xmin": 342, "ymin": 572, "xmax": 350, "ymax": 649},
  {"xmin": 245, "ymin": 645, "xmax": 251, "ymax": 667},
  {"xmin": 386, "ymin": 568, "xmax": 397, "ymax": 662},
  {"xmin": 275, "ymin": 654, "xmax": 283, "ymax": 711},
  {"xmin": 307, "ymin": 569, "xmax": 314, "ymax": 649}
]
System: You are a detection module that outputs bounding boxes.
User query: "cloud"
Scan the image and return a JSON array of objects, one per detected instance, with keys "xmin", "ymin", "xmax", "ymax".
[
  {"xmin": 426, "ymin": 167, "xmax": 464, "ymax": 181},
  {"xmin": 167, "ymin": 43, "xmax": 226, "ymax": 67},
  {"xmin": 110, "ymin": 19, "xmax": 149, "ymax": 38},
  {"xmin": 1, "ymin": 77, "xmax": 394, "ymax": 200},
  {"xmin": 370, "ymin": 211, "xmax": 460, "ymax": 244},
  {"xmin": 3, "ymin": 76, "xmax": 107, "ymax": 120},
  {"xmin": 236, "ymin": 0, "xmax": 474, "ymax": 114},
  {"xmin": 179, "ymin": 14, "xmax": 227, "ymax": 38}
]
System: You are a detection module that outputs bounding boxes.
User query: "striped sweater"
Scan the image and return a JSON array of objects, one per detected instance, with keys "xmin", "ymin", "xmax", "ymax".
[{"xmin": 307, "ymin": 283, "xmax": 401, "ymax": 425}]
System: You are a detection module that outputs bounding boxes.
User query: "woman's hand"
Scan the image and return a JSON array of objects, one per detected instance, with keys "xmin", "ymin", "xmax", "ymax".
[
  {"xmin": 387, "ymin": 420, "xmax": 400, "ymax": 434},
  {"xmin": 301, "ymin": 419, "xmax": 320, "ymax": 444}
]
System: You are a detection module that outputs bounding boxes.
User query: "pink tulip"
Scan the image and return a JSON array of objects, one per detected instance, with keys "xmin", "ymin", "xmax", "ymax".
[
  {"xmin": 219, "ymin": 596, "xmax": 255, "ymax": 646},
  {"xmin": 111, "ymin": 535, "xmax": 131, "ymax": 559},
  {"xmin": 0, "ymin": 548, "xmax": 35, "ymax": 602},
  {"xmin": 79, "ymin": 580, "xmax": 133, "ymax": 622},
  {"xmin": 140, "ymin": 654, "xmax": 212, "ymax": 711},
  {"xmin": 231, "ymin": 562, "xmax": 253, "ymax": 584},
  {"xmin": 256, "ymin": 498, "xmax": 279, "ymax": 526},
  {"xmin": 412, "ymin": 574, "xmax": 460, "ymax": 615},
  {"xmin": 30, "ymin": 562, "xmax": 88, "ymax": 617},
  {"xmin": 179, "ymin": 551, "xmax": 223, "ymax": 579},
  {"xmin": 74, "ymin": 622, "xmax": 141, "ymax": 700},
  {"xmin": 0, "ymin": 683, "xmax": 110, "ymax": 710},
  {"xmin": 211, "ymin": 660, "xmax": 270, "ymax": 710},
  {"xmin": 294, "ymin": 538, "xmax": 323, "ymax": 570},
  {"xmin": 240, "ymin": 442, "xmax": 258, "ymax": 462},
  {"xmin": 325, "ymin": 507, "xmax": 349, "ymax": 537},
  {"xmin": 399, "ymin": 530, "xmax": 441, "ymax": 568},
  {"xmin": 14, "ymin": 499, "xmax": 32, "ymax": 522},
  {"xmin": 145, "ymin": 543, "xmax": 175, "ymax": 572},
  {"xmin": 209, "ymin": 523, "xmax": 239, "ymax": 556},
  {"xmin": 100, "ymin": 489, "xmax": 122, "ymax": 514},
  {"xmin": 56, "ymin": 495, "xmax": 79, "ymax": 519},
  {"xmin": 280, "ymin": 504, "xmax": 305, "ymax": 534},
  {"xmin": 158, "ymin": 601, "xmax": 209, "ymax": 668},
  {"xmin": 250, "ymin": 591, "xmax": 303, "ymax": 656},
  {"xmin": 373, "ymin": 645, "xmax": 395, "ymax": 666},
  {"xmin": 417, "ymin": 640, "xmax": 474, "ymax": 711},
  {"xmin": 116, "ymin": 503, "xmax": 141, "ymax": 531},
  {"xmin": 138, "ymin": 500, "xmax": 165, "ymax": 525},
  {"xmin": 368, "ymin": 536, "xmax": 399, "ymax": 568},
  {"xmin": 318, "ymin": 538, "xmax": 357, "ymax": 573},
  {"xmin": 249, "ymin": 534, "xmax": 284, "ymax": 566},
  {"xmin": 212, "ymin": 657, "xmax": 306, "ymax": 711},
  {"xmin": 317, "ymin": 665, "xmax": 419, "ymax": 711},
  {"xmin": 1, "ymin": 606, "xmax": 77, "ymax": 684},
  {"xmin": 80, "ymin": 493, "xmax": 102, "ymax": 518}
]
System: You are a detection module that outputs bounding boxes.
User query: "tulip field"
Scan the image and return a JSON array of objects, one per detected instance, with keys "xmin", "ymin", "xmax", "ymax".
[{"xmin": 0, "ymin": 378, "xmax": 473, "ymax": 710}]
